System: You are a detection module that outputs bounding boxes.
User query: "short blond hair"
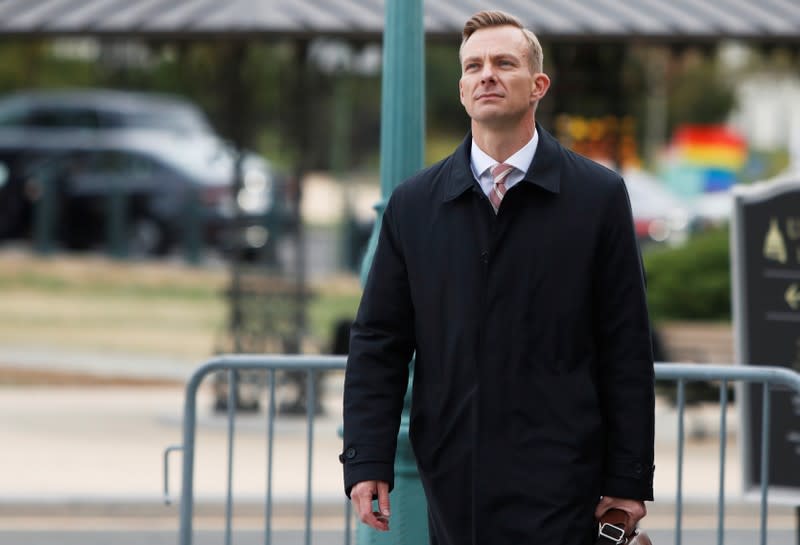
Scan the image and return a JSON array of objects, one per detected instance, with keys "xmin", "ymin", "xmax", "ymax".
[{"xmin": 460, "ymin": 10, "xmax": 544, "ymax": 74}]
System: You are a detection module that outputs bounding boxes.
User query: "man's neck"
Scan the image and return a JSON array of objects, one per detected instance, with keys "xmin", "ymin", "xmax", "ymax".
[{"xmin": 471, "ymin": 118, "xmax": 536, "ymax": 162}]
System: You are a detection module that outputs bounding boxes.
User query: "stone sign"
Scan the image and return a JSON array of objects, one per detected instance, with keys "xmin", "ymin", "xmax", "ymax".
[{"xmin": 732, "ymin": 176, "xmax": 800, "ymax": 498}]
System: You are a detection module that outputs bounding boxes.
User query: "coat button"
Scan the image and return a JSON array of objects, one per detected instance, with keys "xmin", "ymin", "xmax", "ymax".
[
  {"xmin": 345, "ymin": 447, "xmax": 357, "ymax": 459},
  {"xmin": 634, "ymin": 463, "xmax": 642, "ymax": 475}
]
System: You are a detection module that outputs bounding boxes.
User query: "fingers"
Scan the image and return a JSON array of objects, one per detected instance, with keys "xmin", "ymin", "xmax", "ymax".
[
  {"xmin": 594, "ymin": 496, "xmax": 610, "ymax": 519},
  {"xmin": 594, "ymin": 496, "xmax": 614, "ymax": 519},
  {"xmin": 595, "ymin": 496, "xmax": 647, "ymax": 530},
  {"xmin": 627, "ymin": 501, "xmax": 646, "ymax": 527},
  {"xmin": 350, "ymin": 480, "xmax": 390, "ymax": 532},
  {"xmin": 377, "ymin": 480, "xmax": 391, "ymax": 518}
]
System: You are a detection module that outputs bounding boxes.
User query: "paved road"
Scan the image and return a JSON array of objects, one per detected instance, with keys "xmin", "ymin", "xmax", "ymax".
[
  {"xmin": 648, "ymin": 529, "xmax": 796, "ymax": 545},
  {"xmin": 3, "ymin": 528, "xmax": 797, "ymax": 545},
  {"xmin": 0, "ymin": 530, "xmax": 350, "ymax": 545},
  {"xmin": 1, "ymin": 529, "xmax": 344, "ymax": 545}
]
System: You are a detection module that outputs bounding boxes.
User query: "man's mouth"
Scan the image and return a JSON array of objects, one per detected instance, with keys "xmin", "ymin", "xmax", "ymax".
[{"xmin": 476, "ymin": 93, "xmax": 503, "ymax": 100}]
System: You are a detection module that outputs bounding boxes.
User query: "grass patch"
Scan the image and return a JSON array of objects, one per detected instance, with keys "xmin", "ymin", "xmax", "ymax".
[
  {"xmin": 0, "ymin": 251, "xmax": 226, "ymax": 300},
  {"xmin": 0, "ymin": 251, "xmax": 363, "ymax": 359},
  {"xmin": 308, "ymin": 292, "xmax": 360, "ymax": 349}
]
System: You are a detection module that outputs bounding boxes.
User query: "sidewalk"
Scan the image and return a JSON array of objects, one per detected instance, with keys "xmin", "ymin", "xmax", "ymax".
[
  {"xmin": 0, "ymin": 382, "xmax": 744, "ymax": 501},
  {"xmin": 0, "ymin": 347, "xmax": 796, "ymax": 532}
]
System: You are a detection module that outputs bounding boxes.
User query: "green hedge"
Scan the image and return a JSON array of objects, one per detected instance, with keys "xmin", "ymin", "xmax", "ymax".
[{"xmin": 643, "ymin": 227, "xmax": 731, "ymax": 322}]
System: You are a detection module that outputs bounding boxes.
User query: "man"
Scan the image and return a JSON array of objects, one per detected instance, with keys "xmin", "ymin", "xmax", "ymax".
[{"xmin": 341, "ymin": 10, "xmax": 654, "ymax": 545}]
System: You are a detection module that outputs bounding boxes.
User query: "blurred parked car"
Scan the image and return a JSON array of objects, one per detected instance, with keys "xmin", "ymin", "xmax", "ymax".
[
  {"xmin": 622, "ymin": 167, "xmax": 695, "ymax": 247},
  {"xmin": 0, "ymin": 87, "xmax": 213, "ymax": 135},
  {"xmin": 0, "ymin": 88, "xmax": 290, "ymax": 258},
  {"xmin": 11, "ymin": 131, "xmax": 287, "ymax": 257},
  {"xmin": 0, "ymin": 149, "xmax": 29, "ymax": 238}
]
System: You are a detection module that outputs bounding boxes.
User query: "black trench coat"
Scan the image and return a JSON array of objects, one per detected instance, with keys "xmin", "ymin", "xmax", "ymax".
[{"xmin": 342, "ymin": 125, "xmax": 655, "ymax": 545}]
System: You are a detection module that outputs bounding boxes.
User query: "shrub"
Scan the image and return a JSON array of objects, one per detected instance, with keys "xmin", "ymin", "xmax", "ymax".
[{"xmin": 643, "ymin": 227, "xmax": 731, "ymax": 322}]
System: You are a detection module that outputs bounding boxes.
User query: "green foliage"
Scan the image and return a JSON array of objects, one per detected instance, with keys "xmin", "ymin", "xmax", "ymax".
[
  {"xmin": 426, "ymin": 131, "xmax": 464, "ymax": 165},
  {"xmin": 0, "ymin": 42, "xmax": 94, "ymax": 92},
  {"xmin": 308, "ymin": 292, "xmax": 360, "ymax": 347},
  {"xmin": 644, "ymin": 227, "xmax": 731, "ymax": 322},
  {"xmin": 667, "ymin": 56, "xmax": 736, "ymax": 134},
  {"xmin": 97, "ymin": 41, "xmax": 295, "ymax": 157},
  {"xmin": 741, "ymin": 148, "xmax": 790, "ymax": 184},
  {"xmin": 426, "ymin": 43, "xmax": 468, "ymax": 136}
]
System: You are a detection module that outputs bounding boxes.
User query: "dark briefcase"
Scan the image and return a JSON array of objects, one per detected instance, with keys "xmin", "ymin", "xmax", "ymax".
[{"xmin": 595, "ymin": 508, "xmax": 653, "ymax": 545}]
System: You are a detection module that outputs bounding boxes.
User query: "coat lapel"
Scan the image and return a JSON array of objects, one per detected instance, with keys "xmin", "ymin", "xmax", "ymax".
[
  {"xmin": 442, "ymin": 124, "xmax": 562, "ymax": 203},
  {"xmin": 441, "ymin": 133, "xmax": 477, "ymax": 202},
  {"xmin": 521, "ymin": 123, "xmax": 562, "ymax": 194}
]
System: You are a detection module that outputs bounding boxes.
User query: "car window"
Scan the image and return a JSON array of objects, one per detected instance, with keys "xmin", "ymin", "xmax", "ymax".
[
  {"xmin": 25, "ymin": 107, "xmax": 100, "ymax": 129},
  {"xmin": 118, "ymin": 109, "xmax": 211, "ymax": 133},
  {"xmin": 0, "ymin": 103, "xmax": 29, "ymax": 126},
  {"xmin": 88, "ymin": 150, "xmax": 165, "ymax": 178},
  {"xmin": 96, "ymin": 111, "xmax": 127, "ymax": 129}
]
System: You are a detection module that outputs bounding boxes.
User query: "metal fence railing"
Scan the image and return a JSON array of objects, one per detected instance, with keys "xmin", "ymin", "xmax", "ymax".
[
  {"xmin": 163, "ymin": 355, "xmax": 349, "ymax": 545},
  {"xmin": 163, "ymin": 357, "xmax": 800, "ymax": 545},
  {"xmin": 657, "ymin": 363, "xmax": 800, "ymax": 545}
]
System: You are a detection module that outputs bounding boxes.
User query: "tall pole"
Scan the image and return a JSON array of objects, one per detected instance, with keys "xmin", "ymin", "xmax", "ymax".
[
  {"xmin": 357, "ymin": 0, "xmax": 428, "ymax": 543},
  {"xmin": 360, "ymin": 0, "xmax": 425, "ymax": 284},
  {"xmin": 644, "ymin": 46, "xmax": 668, "ymax": 169}
]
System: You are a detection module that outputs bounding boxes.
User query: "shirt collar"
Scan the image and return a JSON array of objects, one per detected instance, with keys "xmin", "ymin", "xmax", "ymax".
[
  {"xmin": 442, "ymin": 124, "xmax": 561, "ymax": 203},
  {"xmin": 470, "ymin": 128, "xmax": 539, "ymax": 178}
]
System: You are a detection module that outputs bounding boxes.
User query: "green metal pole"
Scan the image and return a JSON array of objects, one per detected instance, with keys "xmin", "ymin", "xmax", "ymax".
[
  {"xmin": 357, "ymin": 0, "xmax": 427, "ymax": 543},
  {"xmin": 359, "ymin": 3, "xmax": 425, "ymax": 282},
  {"xmin": 182, "ymin": 185, "xmax": 202, "ymax": 266},
  {"xmin": 106, "ymin": 178, "xmax": 127, "ymax": 259},
  {"xmin": 32, "ymin": 170, "xmax": 56, "ymax": 255}
]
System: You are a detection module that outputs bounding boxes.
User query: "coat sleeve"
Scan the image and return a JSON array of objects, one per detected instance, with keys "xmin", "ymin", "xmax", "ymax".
[
  {"xmin": 341, "ymin": 196, "xmax": 415, "ymax": 498},
  {"xmin": 592, "ymin": 177, "xmax": 655, "ymax": 501}
]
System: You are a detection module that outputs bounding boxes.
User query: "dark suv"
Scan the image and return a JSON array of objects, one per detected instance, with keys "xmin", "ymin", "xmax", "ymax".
[{"xmin": 0, "ymin": 88, "xmax": 288, "ymax": 258}]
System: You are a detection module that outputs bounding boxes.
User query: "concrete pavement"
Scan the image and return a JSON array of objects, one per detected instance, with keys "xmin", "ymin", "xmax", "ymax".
[
  {"xmin": 1, "ymin": 348, "xmax": 798, "ymax": 539},
  {"xmin": 0, "ymin": 348, "xmax": 740, "ymax": 502}
]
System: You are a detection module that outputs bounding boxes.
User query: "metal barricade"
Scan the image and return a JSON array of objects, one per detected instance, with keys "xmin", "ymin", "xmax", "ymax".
[
  {"xmin": 656, "ymin": 363, "xmax": 800, "ymax": 545},
  {"xmin": 163, "ymin": 355, "xmax": 348, "ymax": 545},
  {"xmin": 163, "ymin": 357, "xmax": 800, "ymax": 545}
]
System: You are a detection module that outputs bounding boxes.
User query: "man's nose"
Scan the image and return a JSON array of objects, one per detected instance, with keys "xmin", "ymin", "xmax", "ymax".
[{"xmin": 480, "ymin": 63, "xmax": 496, "ymax": 83}]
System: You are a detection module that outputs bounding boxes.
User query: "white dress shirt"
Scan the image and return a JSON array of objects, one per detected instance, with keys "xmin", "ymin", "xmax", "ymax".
[{"xmin": 470, "ymin": 129, "xmax": 539, "ymax": 199}]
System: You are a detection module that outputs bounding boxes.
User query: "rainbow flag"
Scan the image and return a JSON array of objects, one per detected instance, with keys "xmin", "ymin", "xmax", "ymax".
[{"xmin": 662, "ymin": 124, "xmax": 747, "ymax": 197}]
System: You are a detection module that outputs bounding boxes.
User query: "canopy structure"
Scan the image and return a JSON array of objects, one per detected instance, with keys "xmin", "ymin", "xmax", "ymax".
[{"xmin": 0, "ymin": 0, "xmax": 798, "ymax": 41}]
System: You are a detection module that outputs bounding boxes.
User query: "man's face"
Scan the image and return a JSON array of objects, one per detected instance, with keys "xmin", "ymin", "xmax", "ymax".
[{"xmin": 459, "ymin": 25, "xmax": 545, "ymax": 128}]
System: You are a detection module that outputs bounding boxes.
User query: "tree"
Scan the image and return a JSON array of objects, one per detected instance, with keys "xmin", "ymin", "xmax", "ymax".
[{"xmin": 666, "ymin": 50, "xmax": 736, "ymax": 135}]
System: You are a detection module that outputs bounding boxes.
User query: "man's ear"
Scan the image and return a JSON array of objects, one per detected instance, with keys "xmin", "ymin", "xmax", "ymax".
[
  {"xmin": 531, "ymin": 73, "xmax": 551, "ymax": 103},
  {"xmin": 459, "ymin": 78, "xmax": 466, "ymax": 106}
]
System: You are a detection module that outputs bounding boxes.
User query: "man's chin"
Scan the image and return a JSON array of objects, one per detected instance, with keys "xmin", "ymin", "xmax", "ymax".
[
  {"xmin": 470, "ymin": 106, "xmax": 504, "ymax": 120},
  {"xmin": 468, "ymin": 105, "xmax": 533, "ymax": 129},
  {"xmin": 471, "ymin": 111, "xmax": 516, "ymax": 128}
]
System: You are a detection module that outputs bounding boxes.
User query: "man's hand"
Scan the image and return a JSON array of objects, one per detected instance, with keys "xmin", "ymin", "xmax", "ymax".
[
  {"xmin": 595, "ymin": 496, "xmax": 647, "ymax": 532},
  {"xmin": 350, "ymin": 480, "xmax": 391, "ymax": 531}
]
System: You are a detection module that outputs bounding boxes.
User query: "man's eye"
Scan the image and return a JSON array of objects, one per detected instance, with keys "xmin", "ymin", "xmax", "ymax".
[{"xmin": 465, "ymin": 63, "xmax": 478, "ymax": 71}]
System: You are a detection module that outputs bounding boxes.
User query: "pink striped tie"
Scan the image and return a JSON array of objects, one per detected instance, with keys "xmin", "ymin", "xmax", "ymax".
[{"xmin": 489, "ymin": 163, "xmax": 513, "ymax": 213}]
